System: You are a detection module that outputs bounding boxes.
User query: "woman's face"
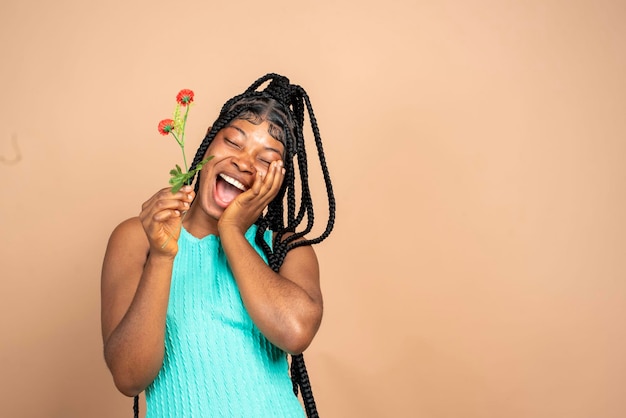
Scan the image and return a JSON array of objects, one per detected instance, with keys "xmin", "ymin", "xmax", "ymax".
[{"xmin": 194, "ymin": 118, "xmax": 285, "ymax": 224}]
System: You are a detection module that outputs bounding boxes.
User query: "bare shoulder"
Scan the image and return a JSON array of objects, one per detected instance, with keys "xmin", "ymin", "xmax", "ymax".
[
  {"xmin": 274, "ymin": 232, "xmax": 319, "ymax": 265},
  {"xmin": 102, "ymin": 216, "xmax": 150, "ymax": 284},
  {"xmin": 276, "ymin": 232, "xmax": 322, "ymax": 303},
  {"xmin": 101, "ymin": 217, "xmax": 149, "ymax": 342},
  {"xmin": 107, "ymin": 217, "xmax": 149, "ymax": 252}
]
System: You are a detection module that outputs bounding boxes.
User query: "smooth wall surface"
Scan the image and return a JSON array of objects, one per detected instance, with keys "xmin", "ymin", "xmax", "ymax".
[{"xmin": 1, "ymin": 1, "xmax": 625, "ymax": 417}]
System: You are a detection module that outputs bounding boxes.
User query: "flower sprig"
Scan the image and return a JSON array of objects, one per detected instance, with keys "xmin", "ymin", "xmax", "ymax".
[{"xmin": 158, "ymin": 89, "xmax": 212, "ymax": 193}]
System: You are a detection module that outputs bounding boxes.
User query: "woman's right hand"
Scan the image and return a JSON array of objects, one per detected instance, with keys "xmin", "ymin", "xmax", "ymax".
[
  {"xmin": 103, "ymin": 188, "xmax": 194, "ymax": 396},
  {"xmin": 139, "ymin": 185, "xmax": 195, "ymax": 257}
]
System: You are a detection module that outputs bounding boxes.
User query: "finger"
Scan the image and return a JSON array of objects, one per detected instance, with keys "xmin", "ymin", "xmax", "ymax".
[
  {"xmin": 141, "ymin": 190, "xmax": 194, "ymax": 230},
  {"xmin": 171, "ymin": 185, "xmax": 195, "ymax": 200},
  {"xmin": 250, "ymin": 170, "xmax": 265, "ymax": 196},
  {"xmin": 258, "ymin": 161, "xmax": 279, "ymax": 195},
  {"xmin": 141, "ymin": 186, "xmax": 174, "ymax": 212},
  {"xmin": 164, "ymin": 185, "xmax": 194, "ymax": 203},
  {"xmin": 141, "ymin": 186, "xmax": 193, "ymax": 218},
  {"xmin": 270, "ymin": 160, "xmax": 285, "ymax": 192},
  {"xmin": 259, "ymin": 160, "xmax": 284, "ymax": 200},
  {"xmin": 234, "ymin": 161, "xmax": 282, "ymax": 209},
  {"xmin": 151, "ymin": 196, "xmax": 190, "ymax": 215},
  {"xmin": 148, "ymin": 187, "xmax": 194, "ymax": 213},
  {"xmin": 153, "ymin": 209, "xmax": 182, "ymax": 222}
]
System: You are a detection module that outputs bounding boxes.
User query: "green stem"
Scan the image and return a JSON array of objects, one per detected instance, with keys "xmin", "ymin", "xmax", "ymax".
[
  {"xmin": 182, "ymin": 143, "xmax": 188, "ymax": 174},
  {"xmin": 170, "ymin": 127, "xmax": 187, "ymax": 172},
  {"xmin": 181, "ymin": 105, "xmax": 190, "ymax": 173},
  {"xmin": 182, "ymin": 105, "xmax": 190, "ymax": 139},
  {"xmin": 171, "ymin": 132, "xmax": 183, "ymax": 147}
]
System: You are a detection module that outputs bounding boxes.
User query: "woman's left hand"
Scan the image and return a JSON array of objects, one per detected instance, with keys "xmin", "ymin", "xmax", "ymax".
[{"xmin": 218, "ymin": 160, "xmax": 285, "ymax": 234}]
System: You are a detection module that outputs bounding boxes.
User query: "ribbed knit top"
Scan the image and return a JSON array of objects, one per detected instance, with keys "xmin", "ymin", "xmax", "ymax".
[{"xmin": 145, "ymin": 225, "xmax": 305, "ymax": 418}]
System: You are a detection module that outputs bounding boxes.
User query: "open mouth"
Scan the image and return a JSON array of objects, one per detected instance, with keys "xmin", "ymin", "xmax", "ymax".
[{"xmin": 215, "ymin": 173, "xmax": 247, "ymax": 206}]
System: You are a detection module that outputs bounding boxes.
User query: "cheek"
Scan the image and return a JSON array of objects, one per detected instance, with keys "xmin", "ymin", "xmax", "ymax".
[
  {"xmin": 197, "ymin": 160, "xmax": 216, "ymax": 189},
  {"xmin": 203, "ymin": 136, "xmax": 228, "ymax": 158},
  {"xmin": 255, "ymin": 164, "xmax": 269, "ymax": 178},
  {"xmin": 203, "ymin": 143, "xmax": 220, "ymax": 159}
]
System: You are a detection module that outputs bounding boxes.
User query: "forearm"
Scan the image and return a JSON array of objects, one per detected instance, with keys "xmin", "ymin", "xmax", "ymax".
[
  {"xmin": 104, "ymin": 255, "xmax": 174, "ymax": 396},
  {"xmin": 219, "ymin": 226, "xmax": 322, "ymax": 354}
]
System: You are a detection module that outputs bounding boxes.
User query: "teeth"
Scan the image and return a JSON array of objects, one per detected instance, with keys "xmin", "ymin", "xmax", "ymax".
[{"xmin": 219, "ymin": 173, "xmax": 246, "ymax": 191}]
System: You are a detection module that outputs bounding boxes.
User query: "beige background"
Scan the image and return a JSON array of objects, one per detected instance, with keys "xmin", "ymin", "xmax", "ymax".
[{"xmin": 1, "ymin": 0, "xmax": 625, "ymax": 417}]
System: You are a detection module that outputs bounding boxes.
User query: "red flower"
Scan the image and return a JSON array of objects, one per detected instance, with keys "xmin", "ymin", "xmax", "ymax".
[
  {"xmin": 158, "ymin": 119, "xmax": 175, "ymax": 135},
  {"xmin": 176, "ymin": 89, "xmax": 194, "ymax": 106}
]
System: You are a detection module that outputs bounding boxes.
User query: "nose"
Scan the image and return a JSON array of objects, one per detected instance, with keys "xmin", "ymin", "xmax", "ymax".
[{"xmin": 231, "ymin": 151, "xmax": 256, "ymax": 174}]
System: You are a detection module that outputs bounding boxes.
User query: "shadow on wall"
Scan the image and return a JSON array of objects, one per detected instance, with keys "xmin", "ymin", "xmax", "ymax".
[{"xmin": 0, "ymin": 134, "xmax": 22, "ymax": 165}]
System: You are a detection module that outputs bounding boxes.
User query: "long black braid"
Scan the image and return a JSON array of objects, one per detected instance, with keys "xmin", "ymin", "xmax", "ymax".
[{"xmin": 133, "ymin": 74, "xmax": 335, "ymax": 418}]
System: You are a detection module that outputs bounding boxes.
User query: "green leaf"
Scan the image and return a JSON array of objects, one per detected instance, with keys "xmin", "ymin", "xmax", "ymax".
[
  {"xmin": 167, "ymin": 156, "xmax": 214, "ymax": 193},
  {"xmin": 192, "ymin": 156, "xmax": 213, "ymax": 174}
]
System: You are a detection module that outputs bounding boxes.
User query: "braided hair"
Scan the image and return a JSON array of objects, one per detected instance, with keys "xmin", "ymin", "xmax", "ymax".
[{"xmin": 133, "ymin": 74, "xmax": 335, "ymax": 417}]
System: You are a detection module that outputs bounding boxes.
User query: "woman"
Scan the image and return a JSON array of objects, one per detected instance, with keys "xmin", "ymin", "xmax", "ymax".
[{"xmin": 101, "ymin": 74, "xmax": 335, "ymax": 417}]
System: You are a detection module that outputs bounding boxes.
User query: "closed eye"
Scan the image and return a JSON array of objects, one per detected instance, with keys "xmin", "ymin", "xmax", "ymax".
[{"xmin": 224, "ymin": 138, "xmax": 240, "ymax": 148}]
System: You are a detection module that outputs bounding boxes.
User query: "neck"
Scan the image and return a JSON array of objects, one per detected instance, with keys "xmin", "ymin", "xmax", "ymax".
[{"xmin": 182, "ymin": 202, "xmax": 220, "ymax": 238}]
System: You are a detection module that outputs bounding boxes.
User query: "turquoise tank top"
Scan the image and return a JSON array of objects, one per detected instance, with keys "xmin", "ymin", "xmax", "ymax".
[{"xmin": 145, "ymin": 225, "xmax": 305, "ymax": 417}]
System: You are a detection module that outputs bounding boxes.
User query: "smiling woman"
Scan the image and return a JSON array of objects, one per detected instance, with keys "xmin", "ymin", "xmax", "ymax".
[
  {"xmin": 193, "ymin": 119, "xmax": 286, "ymax": 222},
  {"xmin": 100, "ymin": 74, "xmax": 335, "ymax": 418}
]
